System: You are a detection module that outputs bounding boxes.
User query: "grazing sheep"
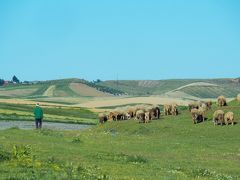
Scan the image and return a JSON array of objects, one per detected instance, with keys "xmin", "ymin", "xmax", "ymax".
[
  {"xmin": 109, "ymin": 111, "xmax": 119, "ymax": 121},
  {"xmin": 213, "ymin": 110, "xmax": 225, "ymax": 126},
  {"xmin": 217, "ymin": 96, "xmax": 227, "ymax": 107},
  {"xmin": 199, "ymin": 103, "xmax": 208, "ymax": 112},
  {"xmin": 125, "ymin": 112, "xmax": 131, "ymax": 120},
  {"xmin": 152, "ymin": 105, "xmax": 161, "ymax": 119},
  {"xmin": 108, "ymin": 109, "xmax": 125, "ymax": 121},
  {"xmin": 188, "ymin": 102, "xmax": 200, "ymax": 112},
  {"xmin": 191, "ymin": 108, "xmax": 204, "ymax": 124},
  {"xmin": 136, "ymin": 110, "xmax": 145, "ymax": 123},
  {"xmin": 224, "ymin": 112, "xmax": 234, "ymax": 125},
  {"xmin": 127, "ymin": 107, "xmax": 137, "ymax": 118},
  {"xmin": 164, "ymin": 104, "xmax": 172, "ymax": 116},
  {"xmin": 171, "ymin": 104, "xmax": 178, "ymax": 116},
  {"xmin": 146, "ymin": 105, "xmax": 160, "ymax": 120},
  {"xmin": 199, "ymin": 101, "xmax": 212, "ymax": 110},
  {"xmin": 206, "ymin": 101, "xmax": 212, "ymax": 110},
  {"xmin": 144, "ymin": 111, "xmax": 151, "ymax": 123},
  {"xmin": 98, "ymin": 113, "xmax": 108, "ymax": 124}
]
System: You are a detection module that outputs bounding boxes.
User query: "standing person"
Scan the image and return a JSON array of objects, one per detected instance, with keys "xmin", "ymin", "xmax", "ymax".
[{"xmin": 34, "ymin": 103, "xmax": 43, "ymax": 129}]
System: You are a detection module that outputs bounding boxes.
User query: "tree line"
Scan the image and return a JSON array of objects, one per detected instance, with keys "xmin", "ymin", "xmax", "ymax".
[{"xmin": 0, "ymin": 75, "xmax": 20, "ymax": 86}]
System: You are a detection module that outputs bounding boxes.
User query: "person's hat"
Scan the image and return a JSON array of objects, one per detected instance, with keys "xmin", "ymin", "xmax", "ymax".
[{"xmin": 36, "ymin": 103, "xmax": 40, "ymax": 106}]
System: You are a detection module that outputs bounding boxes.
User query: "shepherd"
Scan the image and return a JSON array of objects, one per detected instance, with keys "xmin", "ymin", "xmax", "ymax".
[{"xmin": 34, "ymin": 103, "xmax": 43, "ymax": 129}]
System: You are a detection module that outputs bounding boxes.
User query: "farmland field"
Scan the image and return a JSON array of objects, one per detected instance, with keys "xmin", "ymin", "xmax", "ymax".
[
  {"xmin": 0, "ymin": 78, "xmax": 239, "ymax": 179},
  {"xmin": 0, "ymin": 99, "xmax": 240, "ymax": 179}
]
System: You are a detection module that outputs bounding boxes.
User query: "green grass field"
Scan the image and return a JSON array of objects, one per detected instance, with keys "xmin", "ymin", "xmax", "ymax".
[
  {"xmin": 0, "ymin": 102, "xmax": 98, "ymax": 125},
  {"xmin": 0, "ymin": 100, "xmax": 240, "ymax": 179}
]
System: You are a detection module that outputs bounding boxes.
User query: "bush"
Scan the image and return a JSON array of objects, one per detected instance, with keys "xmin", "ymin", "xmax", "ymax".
[{"xmin": 0, "ymin": 146, "xmax": 11, "ymax": 162}]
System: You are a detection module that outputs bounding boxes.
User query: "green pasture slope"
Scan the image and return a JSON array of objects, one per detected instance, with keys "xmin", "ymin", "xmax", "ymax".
[
  {"xmin": 0, "ymin": 100, "xmax": 240, "ymax": 179},
  {"xmin": 0, "ymin": 79, "xmax": 82, "ymax": 98},
  {"xmin": 0, "ymin": 102, "xmax": 97, "ymax": 125},
  {"xmin": 1, "ymin": 78, "xmax": 240, "ymax": 99},
  {"xmin": 97, "ymin": 78, "xmax": 240, "ymax": 97}
]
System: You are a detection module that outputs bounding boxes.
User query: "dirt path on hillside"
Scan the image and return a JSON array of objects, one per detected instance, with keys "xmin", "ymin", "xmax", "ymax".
[{"xmin": 43, "ymin": 85, "xmax": 56, "ymax": 96}]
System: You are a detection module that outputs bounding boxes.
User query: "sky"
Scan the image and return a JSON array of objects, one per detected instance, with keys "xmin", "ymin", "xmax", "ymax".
[{"xmin": 0, "ymin": 0, "xmax": 240, "ymax": 81}]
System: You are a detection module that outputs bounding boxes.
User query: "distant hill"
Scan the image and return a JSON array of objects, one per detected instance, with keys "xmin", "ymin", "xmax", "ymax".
[
  {"xmin": 0, "ymin": 78, "xmax": 120, "ymax": 99},
  {"xmin": 0, "ymin": 78, "xmax": 239, "ymax": 100},
  {"xmin": 97, "ymin": 78, "xmax": 240, "ymax": 98}
]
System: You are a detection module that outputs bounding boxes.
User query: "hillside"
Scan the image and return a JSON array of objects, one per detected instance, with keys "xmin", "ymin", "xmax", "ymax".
[
  {"xmin": 0, "ymin": 78, "xmax": 239, "ymax": 103},
  {"xmin": 0, "ymin": 79, "xmax": 115, "ymax": 99},
  {"xmin": 97, "ymin": 78, "xmax": 240, "ymax": 98},
  {"xmin": 0, "ymin": 99, "xmax": 240, "ymax": 179}
]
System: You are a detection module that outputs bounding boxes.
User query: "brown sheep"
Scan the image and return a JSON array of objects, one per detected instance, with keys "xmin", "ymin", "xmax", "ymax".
[
  {"xmin": 171, "ymin": 104, "xmax": 178, "ymax": 116},
  {"xmin": 98, "ymin": 113, "xmax": 108, "ymax": 124},
  {"xmin": 191, "ymin": 108, "xmax": 204, "ymax": 124},
  {"xmin": 217, "ymin": 96, "xmax": 227, "ymax": 107},
  {"xmin": 164, "ymin": 104, "xmax": 172, "ymax": 115},
  {"xmin": 146, "ymin": 105, "xmax": 160, "ymax": 120},
  {"xmin": 152, "ymin": 105, "xmax": 161, "ymax": 119},
  {"xmin": 224, "ymin": 112, "xmax": 234, "ymax": 125},
  {"xmin": 213, "ymin": 110, "xmax": 225, "ymax": 126}
]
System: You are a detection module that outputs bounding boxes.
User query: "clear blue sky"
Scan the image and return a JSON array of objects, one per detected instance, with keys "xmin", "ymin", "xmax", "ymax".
[{"xmin": 0, "ymin": 0, "xmax": 240, "ymax": 81}]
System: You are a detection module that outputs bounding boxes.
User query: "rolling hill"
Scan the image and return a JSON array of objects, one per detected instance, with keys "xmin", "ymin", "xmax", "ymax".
[
  {"xmin": 0, "ymin": 79, "xmax": 115, "ymax": 99},
  {"xmin": 0, "ymin": 78, "xmax": 239, "ymax": 105},
  {"xmin": 97, "ymin": 78, "xmax": 240, "ymax": 98}
]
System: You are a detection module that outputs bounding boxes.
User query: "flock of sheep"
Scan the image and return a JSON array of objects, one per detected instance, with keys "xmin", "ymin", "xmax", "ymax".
[
  {"xmin": 99, "ymin": 95, "xmax": 238, "ymax": 126},
  {"xmin": 189, "ymin": 96, "xmax": 234, "ymax": 125},
  {"xmin": 98, "ymin": 103, "xmax": 181, "ymax": 124},
  {"xmin": 99, "ymin": 104, "xmax": 161, "ymax": 124}
]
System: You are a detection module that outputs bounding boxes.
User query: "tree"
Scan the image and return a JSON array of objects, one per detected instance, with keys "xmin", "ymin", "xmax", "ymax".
[
  {"xmin": 0, "ymin": 79, "xmax": 4, "ymax": 86},
  {"xmin": 12, "ymin": 75, "xmax": 20, "ymax": 83}
]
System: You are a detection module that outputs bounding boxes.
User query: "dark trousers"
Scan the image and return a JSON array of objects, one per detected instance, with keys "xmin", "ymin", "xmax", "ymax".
[{"xmin": 35, "ymin": 118, "xmax": 42, "ymax": 129}]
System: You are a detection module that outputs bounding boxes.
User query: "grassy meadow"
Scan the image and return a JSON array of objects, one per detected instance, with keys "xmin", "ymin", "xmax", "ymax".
[
  {"xmin": 0, "ymin": 102, "xmax": 97, "ymax": 125},
  {"xmin": 0, "ymin": 100, "xmax": 240, "ymax": 179}
]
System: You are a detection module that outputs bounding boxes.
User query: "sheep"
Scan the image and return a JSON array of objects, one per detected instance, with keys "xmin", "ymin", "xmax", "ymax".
[
  {"xmin": 188, "ymin": 101, "xmax": 200, "ymax": 112},
  {"xmin": 144, "ymin": 111, "xmax": 151, "ymax": 123},
  {"xmin": 136, "ymin": 110, "xmax": 145, "ymax": 123},
  {"xmin": 171, "ymin": 103, "xmax": 178, "ymax": 116},
  {"xmin": 108, "ymin": 111, "xmax": 117, "ymax": 121},
  {"xmin": 191, "ymin": 108, "xmax": 204, "ymax": 124},
  {"xmin": 217, "ymin": 96, "xmax": 227, "ymax": 107},
  {"xmin": 98, "ymin": 113, "xmax": 108, "ymax": 124},
  {"xmin": 206, "ymin": 101, "xmax": 212, "ymax": 110},
  {"xmin": 152, "ymin": 105, "xmax": 161, "ymax": 119},
  {"xmin": 199, "ymin": 103, "xmax": 208, "ymax": 112},
  {"xmin": 126, "ymin": 106, "xmax": 137, "ymax": 118},
  {"xmin": 125, "ymin": 112, "xmax": 131, "ymax": 120},
  {"xmin": 199, "ymin": 101, "xmax": 212, "ymax": 110},
  {"xmin": 213, "ymin": 110, "xmax": 225, "ymax": 126},
  {"xmin": 108, "ymin": 109, "xmax": 125, "ymax": 121},
  {"xmin": 164, "ymin": 104, "xmax": 172, "ymax": 115},
  {"xmin": 145, "ymin": 105, "xmax": 160, "ymax": 120},
  {"xmin": 224, "ymin": 112, "xmax": 234, "ymax": 125}
]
